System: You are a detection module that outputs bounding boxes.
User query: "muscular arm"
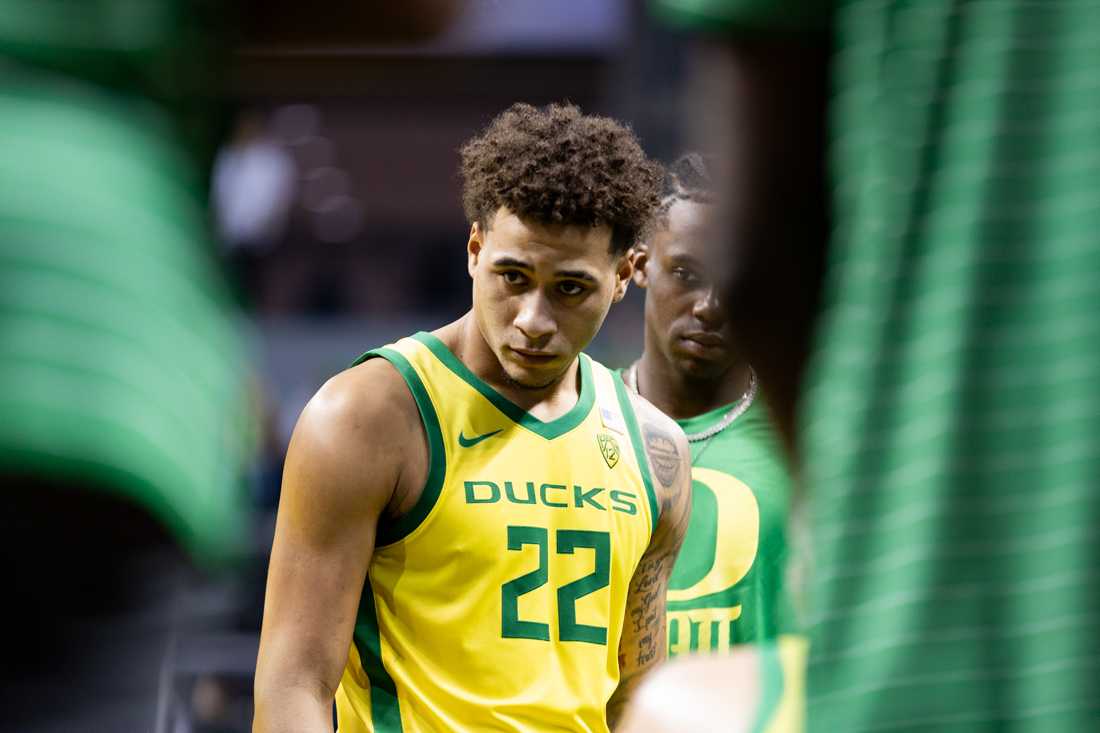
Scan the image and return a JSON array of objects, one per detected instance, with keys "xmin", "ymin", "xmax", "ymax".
[
  {"xmin": 253, "ymin": 359, "xmax": 424, "ymax": 733},
  {"xmin": 607, "ymin": 404, "xmax": 692, "ymax": 729}
]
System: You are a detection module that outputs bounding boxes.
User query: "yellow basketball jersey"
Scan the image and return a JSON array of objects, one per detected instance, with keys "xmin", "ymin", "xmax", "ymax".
[{"xmin": 335, "ymin": 332, "xmax": 660, "ymax": 733}]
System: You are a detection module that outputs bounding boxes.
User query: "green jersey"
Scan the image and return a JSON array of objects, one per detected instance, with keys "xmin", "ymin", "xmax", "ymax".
[
  {"xmin": 620, "ymin": 374, "xmax": 798, "ymax": 655},
  {"xmin": 669, "ymin": 397, "xmax": 797, "ymax": 656},
  {"xmin": 655, "ymin": 0, "xmax": 1100, "ymax": 730}
]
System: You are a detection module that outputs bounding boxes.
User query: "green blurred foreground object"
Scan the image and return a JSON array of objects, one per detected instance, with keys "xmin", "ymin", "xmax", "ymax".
[
  {"xmin": 0, "ymin": 73, "xmax": 249, "ymax": 566},
  {"xmin": 655, "ymin": 0, "xmax": 1100, "ymax": 731}
]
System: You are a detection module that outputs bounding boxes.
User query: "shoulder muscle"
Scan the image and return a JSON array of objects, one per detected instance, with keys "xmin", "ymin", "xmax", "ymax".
[{"xmin": 281, "ymin": 356, "xmax": 423, "ymax": 537}]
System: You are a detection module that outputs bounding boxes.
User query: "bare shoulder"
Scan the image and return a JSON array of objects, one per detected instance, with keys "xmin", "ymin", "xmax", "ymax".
[
  {"xmin": 295, "ymin": 358, "xmax": 418, "ymax": 456},
  {"xmin": 282, "ymin": 356, "xmax": 423, "ymax": 524}
]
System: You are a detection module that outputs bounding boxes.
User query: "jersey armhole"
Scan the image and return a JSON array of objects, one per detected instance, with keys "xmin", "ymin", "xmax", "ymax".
[
  {"xmin": 612, "ymin": 372, "xmax": 661, "ymax": 535},
  {"xmin": 355, "ymin": 347, "xmax": 446, "ymax": 547}
]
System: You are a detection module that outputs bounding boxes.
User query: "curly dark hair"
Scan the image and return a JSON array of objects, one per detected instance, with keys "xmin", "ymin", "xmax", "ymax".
[
  {"xmin": 460, "ymin": 103, "xmax": 663, "ymax": 254},
  {"xmin": 657, "ymin": 152, "xmax": 716, "ymax": 227}
]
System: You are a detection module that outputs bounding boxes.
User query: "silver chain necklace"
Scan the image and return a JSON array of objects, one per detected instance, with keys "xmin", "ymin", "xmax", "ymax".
[{"xmin": 624, "ymin": 363, "xmax": 758, "ymax": 443}]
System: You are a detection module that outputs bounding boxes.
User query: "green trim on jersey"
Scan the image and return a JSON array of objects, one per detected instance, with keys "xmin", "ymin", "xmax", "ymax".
[
  {"xmin": 613, "ymin": 373, "xmax": 661, "ymax": 534},
  {"xmin": 353, "ymin": 347, "xmax": 447, "ymax": 547},
  {"xmin": 411, "ymin": 331, "xmax": 595, "ymax": 441},
  {"xmin": 352, "ymin": 581, "xmax": 403, "ymax": 732}
]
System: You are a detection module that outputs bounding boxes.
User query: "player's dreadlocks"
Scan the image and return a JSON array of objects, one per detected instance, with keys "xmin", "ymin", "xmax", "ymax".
[
  {"xmin": 460, "ymin": 103, "xmax": 663, "ymax": 254},
  {"xmin": 657, "ymin": 152, "xmax": 716, "ymax": 227}
]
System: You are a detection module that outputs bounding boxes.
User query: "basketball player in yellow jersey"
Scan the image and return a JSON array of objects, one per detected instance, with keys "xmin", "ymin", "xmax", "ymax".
[{"xmin": 254, "ymin": 103, "xmax": 692, "ymax": 733}]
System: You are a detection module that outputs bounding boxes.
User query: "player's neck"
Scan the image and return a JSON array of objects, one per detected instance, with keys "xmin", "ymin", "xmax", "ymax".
[
  {"xmin": 634, "ymin": 349, "xmax": 752, "ymax": 421},
  {"xmin": 442, "ymin": 315, "xmax": 582, "ymax": 421}
]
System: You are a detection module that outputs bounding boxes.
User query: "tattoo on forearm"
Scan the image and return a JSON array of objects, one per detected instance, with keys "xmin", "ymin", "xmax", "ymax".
[
  {"xmin": 643, "ymin": 424, "xmax": 681, "ymax": 488},
  {"xmin": 627, "ymin": 555, "xmax": 666, "ymax": 664},
  {"xmin": 637, "ymin": 633, "xmax": 657, "ymax": 666},
  {"xmin": 608, "ymin": 553, "xmax": 671, "ymax": 725}
]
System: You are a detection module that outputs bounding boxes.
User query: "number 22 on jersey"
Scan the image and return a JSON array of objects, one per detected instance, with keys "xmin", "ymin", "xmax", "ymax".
[{"xmin": 501, "ymin": 526, "xmax": 611, "ymax": 645}]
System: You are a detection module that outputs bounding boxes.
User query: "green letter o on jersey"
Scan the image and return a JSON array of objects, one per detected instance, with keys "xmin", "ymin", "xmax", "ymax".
[{"xmin": 666, "ymin": 468, "xmax": 760, "ymax": 654}]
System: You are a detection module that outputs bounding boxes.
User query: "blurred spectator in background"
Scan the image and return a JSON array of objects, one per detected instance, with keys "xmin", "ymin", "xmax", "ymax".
[
  {"xmin": 630, "ymin": 1, "xmax": 1100, "ymax": 731},
  {"xmin": 214, "ymin": 112, "xmax": 298, "ymax": 299}
]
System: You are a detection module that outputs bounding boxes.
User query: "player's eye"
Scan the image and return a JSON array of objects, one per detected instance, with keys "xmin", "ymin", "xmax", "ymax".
[
  {"xmin": 501, "ymin": 270, "xmax": 528, "ymax": 286},
  {"xmin": 671, "ymin": 266, "xmax": 699, "ymax": 283},
  {"xmin": 557, "ymin": 281, "xmax": 587, "ymax": 297}
]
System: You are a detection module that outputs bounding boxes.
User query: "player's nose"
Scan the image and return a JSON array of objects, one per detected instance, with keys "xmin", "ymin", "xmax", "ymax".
[
  {"xmin": 514, "ymin": 291, "xmax": 556, "ymax": 342},
  {"xmin": 692, "ymin": 285, "xmax": 726, "ymax": 328}
]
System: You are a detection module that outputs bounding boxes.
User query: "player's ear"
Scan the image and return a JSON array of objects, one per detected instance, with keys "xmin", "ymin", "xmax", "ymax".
[
  {"xmin": 630, "ymin": 244, "xmax": 650, "ymax": 288},
  {"xmin": 467, "ymin": 221, "xmax": 483, "ymax": 277},
  {"xmin": 612, "ymin": 250, "xmax": 633, "ymax": 303}
]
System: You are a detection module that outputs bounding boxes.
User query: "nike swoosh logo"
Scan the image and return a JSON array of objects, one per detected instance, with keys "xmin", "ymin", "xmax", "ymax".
[{"xmin": 458, "ymin": 429, "xmax": 503, "ymax": 448}]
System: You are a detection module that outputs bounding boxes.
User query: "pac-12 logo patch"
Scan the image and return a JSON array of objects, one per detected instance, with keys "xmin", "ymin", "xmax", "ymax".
[{"xmin": 597, "ymin": 432, "xmax": 620, "ymax": 469}]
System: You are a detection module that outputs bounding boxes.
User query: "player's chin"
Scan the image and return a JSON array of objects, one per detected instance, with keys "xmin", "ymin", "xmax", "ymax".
[
  {"xmin": 673, "ymin": 350, "xmax": 732, "ymax": 380},
  {"xmin": 502, "ymin": 360, "xmax": 567, "ymax": 390}
]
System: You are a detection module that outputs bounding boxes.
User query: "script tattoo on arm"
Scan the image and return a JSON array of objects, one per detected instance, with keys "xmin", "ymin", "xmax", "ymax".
[
  {"xmin": 628, "ymin": 555, "xmax": 666, "ymax": 663},
  {"xmin": 607, "ymin": 553, "xmax": 669, "ymax": 727}
]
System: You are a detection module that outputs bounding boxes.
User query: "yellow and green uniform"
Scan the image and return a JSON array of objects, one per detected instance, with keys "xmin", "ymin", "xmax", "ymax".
[{"xmin": 336, "ymin": 332, "xmax": 661, "ymax": 733}]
